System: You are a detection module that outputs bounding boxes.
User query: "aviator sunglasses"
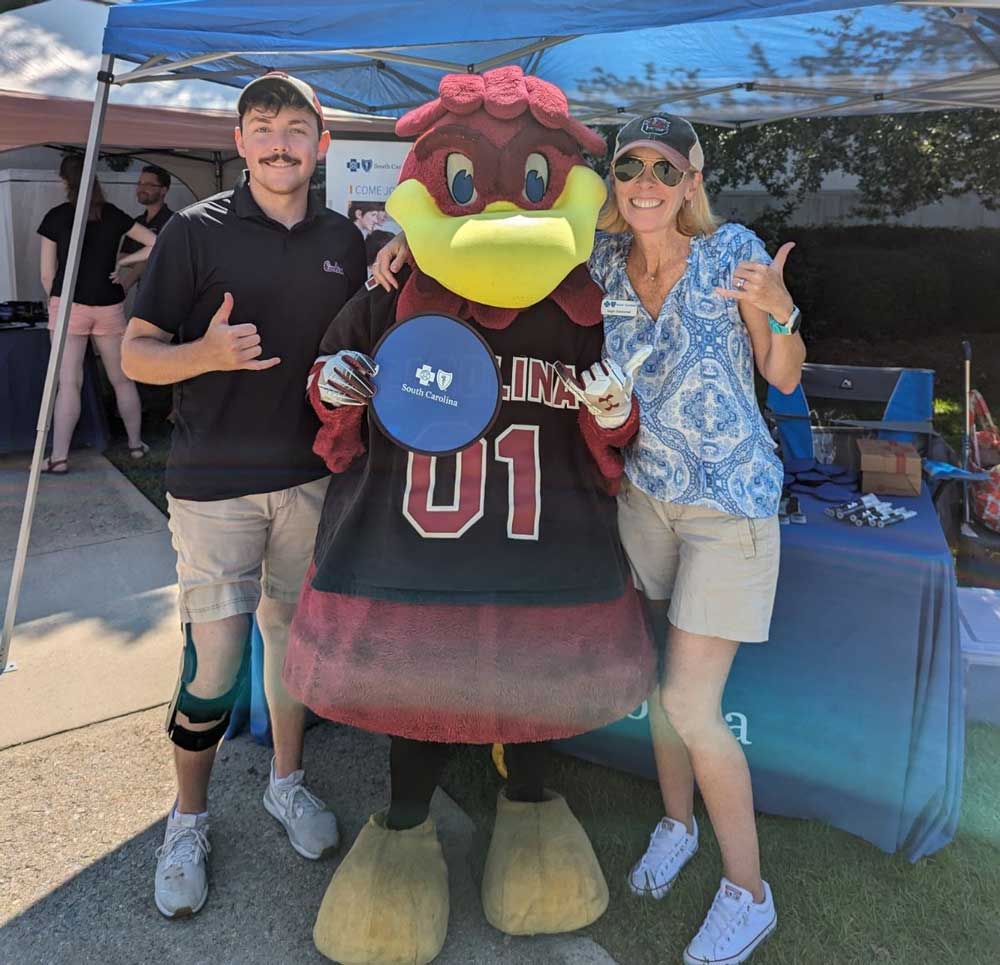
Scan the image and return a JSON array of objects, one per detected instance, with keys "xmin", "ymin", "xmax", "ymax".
[{"xmin": 612, "ymin": 155, "xmax": 686, "ymax": 187}]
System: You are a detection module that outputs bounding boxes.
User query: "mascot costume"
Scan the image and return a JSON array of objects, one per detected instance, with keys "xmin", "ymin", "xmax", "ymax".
[{"xmin": 284, "ymin": 66, "xmax": 655, "ymax": 964}]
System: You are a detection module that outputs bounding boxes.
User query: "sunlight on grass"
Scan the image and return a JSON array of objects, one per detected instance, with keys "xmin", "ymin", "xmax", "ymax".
[
  {"xmin": 443, "ymin": 723, "xmax": 1000, "ymax": 965},
  {"xmin": 934, "ymin": 396, "xmax": 964, "ymax": 452}
]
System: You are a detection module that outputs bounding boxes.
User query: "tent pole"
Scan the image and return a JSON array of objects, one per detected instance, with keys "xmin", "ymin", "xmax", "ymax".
[{"xmin": 1, "ymin": 54, "xmax": 116, "ymax": 678}]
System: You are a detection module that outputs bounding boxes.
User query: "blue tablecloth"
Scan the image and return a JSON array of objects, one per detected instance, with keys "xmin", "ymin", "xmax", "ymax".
[
  {"xmin": 0, "ymin": 326, "xmax": 108, "ymax": 454},
  {"xmin": 560, "ymin": 487, "xmax": 964, "ymax": 862}
]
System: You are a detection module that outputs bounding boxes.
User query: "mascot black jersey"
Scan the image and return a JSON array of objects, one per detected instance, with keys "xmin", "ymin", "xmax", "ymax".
[{"xmin": 309, "ymin": 278, "xmax": 630, "ymax": 606}]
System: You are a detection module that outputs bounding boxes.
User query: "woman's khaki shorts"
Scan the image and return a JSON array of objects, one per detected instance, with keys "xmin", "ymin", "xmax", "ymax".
[
  {"xmin": 167, "ymin": 476, "xmax": 329, "ymax": 624},
  {"xmin": 617, "ymin": 478, "xmax": 780, "ymax": 643}
]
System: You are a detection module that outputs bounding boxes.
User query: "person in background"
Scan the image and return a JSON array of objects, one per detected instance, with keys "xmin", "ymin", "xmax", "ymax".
[
  {"xmin": 347, "ymin": 200, "xmax": 382, "ymax": 238},
  {"xmin": 118, "ymin": 164, "xmax": 174, "ymax": 292},
  {"xmin": 38, "ymin": 154, "xmax": 157, "ymax": 473}
]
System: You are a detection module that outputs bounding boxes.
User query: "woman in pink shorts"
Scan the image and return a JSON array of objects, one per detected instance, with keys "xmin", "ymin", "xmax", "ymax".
[{"xmin": 37, "ymin": 155, "xmax": 159, "ymax": 473}]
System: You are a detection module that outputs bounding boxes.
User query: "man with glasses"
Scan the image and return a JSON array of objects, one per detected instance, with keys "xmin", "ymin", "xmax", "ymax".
[{"xmin": 118, "ymin": 165, "xmax": 174, "ymax": 292}]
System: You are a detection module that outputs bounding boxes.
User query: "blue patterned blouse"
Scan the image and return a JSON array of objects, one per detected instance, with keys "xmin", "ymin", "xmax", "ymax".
[{"xmin": 588, "ymin": 223, "xmax": 783, "ymax": 519}]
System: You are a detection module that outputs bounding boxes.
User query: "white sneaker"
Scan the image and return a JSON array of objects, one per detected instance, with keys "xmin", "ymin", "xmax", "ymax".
[
  {"xmin": 154, "ymin": 810, "xmax": 211, "ymax": 919},
  {"xmin": 262, "ymin": 758, "xmax": 340, "ymax": 859},
  {"xmin": 683, "ymin": 878, "xmax": 777, "ymax": 965},
  {"xmin": 628, "ymin": 816, "xmax": 698, "ymax": 899}
]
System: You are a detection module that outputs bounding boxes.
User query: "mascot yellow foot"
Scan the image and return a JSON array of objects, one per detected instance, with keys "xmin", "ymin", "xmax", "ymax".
[
  {"xmin": 481, "ymin": 790, "xmax": 608, "ymax": 935},
  {"xmin": 313, "ymin": 811, "xmax": 449, "ymax": 965}
]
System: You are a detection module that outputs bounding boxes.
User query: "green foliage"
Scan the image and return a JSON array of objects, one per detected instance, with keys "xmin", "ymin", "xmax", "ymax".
[
  {"xmin": 591, "ymin": 108, "xmax": 1000, "ymax": 230},
  {"xmin": 772, "ymin": 226, "xmax": 1000, "ymax": 338},
  {"xmin": 700, "ymin": 110, "xmax": 1000, "ymax": 227}
]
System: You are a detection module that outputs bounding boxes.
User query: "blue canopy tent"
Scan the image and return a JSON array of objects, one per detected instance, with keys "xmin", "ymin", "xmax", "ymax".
[
  {"xmin": 0, "ymin": 5, "xmax": 989, "ymax": 862},
  {"xmin": 97, "ymin": 1, "xmax": 1000, "ymax": 125}
]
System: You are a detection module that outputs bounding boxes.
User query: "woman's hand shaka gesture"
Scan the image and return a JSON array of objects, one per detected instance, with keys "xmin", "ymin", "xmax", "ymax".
[{"xmin": 715, "ymin": 241, "xmax": 796, "ymax": 323}]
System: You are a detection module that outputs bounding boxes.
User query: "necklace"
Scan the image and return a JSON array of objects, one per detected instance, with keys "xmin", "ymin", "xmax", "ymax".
[{"xmin": 631, "ymin": 248, "xmax": 687, "ymax": 285}]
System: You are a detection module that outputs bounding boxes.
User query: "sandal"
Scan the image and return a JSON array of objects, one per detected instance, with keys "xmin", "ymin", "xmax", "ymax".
[
  {"xmin": 41, "ymin": 458, "xmax": 69, "ymax": 475},
  {"xmin": 129, "ymin": 442, "xmax": 150, "ymax": 460}
]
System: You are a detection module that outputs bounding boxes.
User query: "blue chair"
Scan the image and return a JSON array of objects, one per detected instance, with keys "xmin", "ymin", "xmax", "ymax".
[
  {"xmin": 767, "ymin": 363, "xmax": 987, "ymax": 506},
  {"xmin": 767, "ymin": 363, "xmax": 936, "ymax": 463}
]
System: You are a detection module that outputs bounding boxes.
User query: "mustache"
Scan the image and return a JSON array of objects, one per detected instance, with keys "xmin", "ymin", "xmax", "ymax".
[{"xmin": 262, "ymin": 153, "xmax": 299, "ymax": 165}]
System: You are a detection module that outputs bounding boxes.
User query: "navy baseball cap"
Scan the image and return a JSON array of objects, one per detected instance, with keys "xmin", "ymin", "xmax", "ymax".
[{"xmin": 612, "ymin": 113, "xmax": 704, "ymax": 172}]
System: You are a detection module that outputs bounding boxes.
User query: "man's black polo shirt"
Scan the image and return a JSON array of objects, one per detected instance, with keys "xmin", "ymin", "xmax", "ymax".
[
  {"xmin": 120, "ymin": 203, "xmax": 173, "ymax": 255},
  {"xmin": 134, "ymin": 174, "xmax": 365, "ymax": 501}
]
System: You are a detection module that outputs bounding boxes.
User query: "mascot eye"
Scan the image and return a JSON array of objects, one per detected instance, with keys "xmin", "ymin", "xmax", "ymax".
[
  {"xmin": 445, "ymin": 153, "xmax": 477, "ymax": 205},
  {"xmin": 523, "ymin": 153, "xmax": 549, "ymax": 203}
]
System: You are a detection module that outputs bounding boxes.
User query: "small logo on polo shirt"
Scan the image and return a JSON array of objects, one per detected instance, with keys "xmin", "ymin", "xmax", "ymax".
[{"xmin": 323, "ymin": 260, "xmax": 345, "ymax": 275}]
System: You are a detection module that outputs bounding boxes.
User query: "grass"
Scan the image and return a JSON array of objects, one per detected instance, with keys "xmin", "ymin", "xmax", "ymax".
[
  {"xmin": 441, "ymin": 723, "xmax": 1000, "ymax": 965},
  {"xmin": 101, "ymin": 404, "xmax": 172, "ymax": 515}
]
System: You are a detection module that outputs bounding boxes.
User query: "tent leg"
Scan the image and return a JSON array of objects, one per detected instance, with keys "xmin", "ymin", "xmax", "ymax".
[{"xmin": 1, "ymin": 54, "xmax": 116, "ymax": 678}]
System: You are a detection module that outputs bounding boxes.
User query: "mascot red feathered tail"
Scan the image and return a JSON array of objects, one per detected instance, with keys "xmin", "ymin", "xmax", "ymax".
[{"xmin": 284, "ymin": 66, "xmax": 654, "ymax": 964}]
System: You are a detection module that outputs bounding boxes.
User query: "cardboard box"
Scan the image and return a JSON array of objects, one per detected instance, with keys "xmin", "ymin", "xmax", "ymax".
[{"xmin": 857, "ymin": 438, "xmax": 921, "ymax": 496}]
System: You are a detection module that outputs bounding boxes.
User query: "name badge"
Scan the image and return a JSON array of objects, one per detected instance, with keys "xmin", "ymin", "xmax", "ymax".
[{"xmin": 601, "ymin": 297, "xmax": 639, "ymax": 319}]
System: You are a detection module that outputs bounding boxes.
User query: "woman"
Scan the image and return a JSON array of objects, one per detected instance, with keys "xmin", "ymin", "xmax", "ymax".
[
  {"xmin": 38, "ymin": 155, "xmax": 158, "ymax": 473},
  {"xmin": 590, "ymin": 114, "xmax": 803, "ymax": 965},
  {"xmin": 372, "ymin": 112, "xmax": 804, "ymax": 965}
]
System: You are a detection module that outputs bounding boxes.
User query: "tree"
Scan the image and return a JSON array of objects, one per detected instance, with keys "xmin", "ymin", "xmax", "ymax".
[{"xmin": 699, "ymin": 110, "xmax": 1000, "ymax": 229}]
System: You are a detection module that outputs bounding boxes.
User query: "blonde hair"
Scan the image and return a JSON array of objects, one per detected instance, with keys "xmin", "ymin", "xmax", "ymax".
[{"xmin": 597, "ymin": 175, "xmax": 721, "ymax": 238}]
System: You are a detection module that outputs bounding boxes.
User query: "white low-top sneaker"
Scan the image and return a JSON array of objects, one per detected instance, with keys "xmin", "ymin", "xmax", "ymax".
[
  {"xmin": 683, "ymin": 877, "xmax": 777, "ymax": 965},
  {"xmin": 263, "ymin": 759, "xmax": 339, "ymax": 860},
  {"xmin": 628, "ymin": 816, "xmax": 698, "ymax": 899},
  {"xmin": 154, "ymin": 810, "xmax": 211, "ymax": 919}
]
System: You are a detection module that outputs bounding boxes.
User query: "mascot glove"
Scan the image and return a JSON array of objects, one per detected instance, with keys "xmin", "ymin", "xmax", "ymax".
[
  {"xmin": 312, "ymin": 351, "xmax": 378, "ymax": 407},
  {"xmin": 557, "ymin": 346, "xmax": 652, "ymax": 429}
]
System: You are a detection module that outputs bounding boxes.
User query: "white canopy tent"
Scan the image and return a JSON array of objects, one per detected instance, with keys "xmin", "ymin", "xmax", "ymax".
[{"xmin": 3, "ymin": 0, "xmax": 999, "ymax": 668}]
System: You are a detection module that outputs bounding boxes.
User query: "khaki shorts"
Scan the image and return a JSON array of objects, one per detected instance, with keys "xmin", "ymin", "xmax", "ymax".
[
  {"xmin": 167, "ymin": 476, "xmax": 329, "ymax": 624},
  {"xmin": 617, "ymin": 478, "xmax": 780, "ymax": 643}
]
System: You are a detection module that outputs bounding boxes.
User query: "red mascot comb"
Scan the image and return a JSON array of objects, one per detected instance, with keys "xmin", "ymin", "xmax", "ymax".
[{"xmin": 396, "ymin": 65, "xmax": 606, "ymax": 157}]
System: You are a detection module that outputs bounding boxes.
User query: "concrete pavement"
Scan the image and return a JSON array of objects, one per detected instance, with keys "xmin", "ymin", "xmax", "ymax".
[
  {"xmin": 0, "ymin": 450, "xmax": 618, "ymax": 964},
  {"xmin": 0, "ymin": 450, "xmax": 178, "ymax": 747},
  {"xmin": 0, "ymin": 709, "xmax": 617, "ymax": 964}
]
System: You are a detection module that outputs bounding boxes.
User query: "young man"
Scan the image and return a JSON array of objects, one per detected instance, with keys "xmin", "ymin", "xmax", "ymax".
[
  {"xmin": 118, "ymin": 165, "xmax": 173, "ymax": 291},
  {"xmin": 121, "ymin": 72, "xmax": 366, "ymax": 919}
]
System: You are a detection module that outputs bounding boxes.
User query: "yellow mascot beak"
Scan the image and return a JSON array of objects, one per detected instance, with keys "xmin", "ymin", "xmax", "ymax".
[{"xmin": 386, "ymin": 165, "xmax": 606, "ymax": 309}]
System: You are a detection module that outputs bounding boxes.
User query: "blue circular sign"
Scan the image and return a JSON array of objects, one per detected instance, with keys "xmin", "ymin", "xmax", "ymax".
[{"xmin": 370, "ymin": 313, "xmax": 501, "ymax": 455}]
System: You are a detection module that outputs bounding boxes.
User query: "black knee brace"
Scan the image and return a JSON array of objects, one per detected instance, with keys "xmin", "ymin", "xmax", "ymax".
[{"xmin": 165, "ymin": 623, "xmax": 251, "ymax": 752}]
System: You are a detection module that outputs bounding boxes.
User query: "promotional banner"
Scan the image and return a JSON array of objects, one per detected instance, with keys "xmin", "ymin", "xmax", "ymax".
[{"xmin": 326, "ymin": 139, "xmax": 411, "ymax": 268}]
